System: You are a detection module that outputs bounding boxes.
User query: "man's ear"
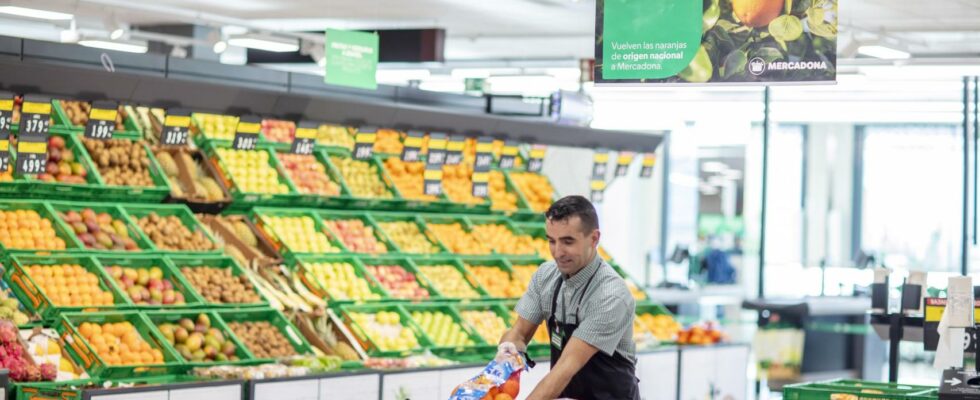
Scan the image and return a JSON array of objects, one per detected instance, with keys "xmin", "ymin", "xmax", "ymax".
[{"xmin": 592, "ymin": 229, "xmax": 601, "ymax": 248}]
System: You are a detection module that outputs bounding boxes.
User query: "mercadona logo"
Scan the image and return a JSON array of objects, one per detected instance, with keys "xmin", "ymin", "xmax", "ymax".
[{"xmin": 749, "ymin": 56, "xmax": 828, "ymax": 76}]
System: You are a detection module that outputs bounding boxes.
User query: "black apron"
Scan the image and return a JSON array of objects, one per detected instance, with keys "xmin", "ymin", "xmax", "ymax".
[{"xmin": 548, "ymin": 267, "xmax": 640, "ymax": 400}]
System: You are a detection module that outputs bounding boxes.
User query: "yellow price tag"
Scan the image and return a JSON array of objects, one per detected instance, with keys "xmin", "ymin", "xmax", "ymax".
[
  {"xmin": 355, "ymin": 133, "xmax": 377, "ymax": 144},
  {"xmin": 472, "ymin": 172, "xmax": 489, "ymax": 183},
  {"xmin": 89, "ymin": 108, "xmax": 118, "ymax": 122},
  {"xmin": 18, "ymin": 141, "xmax": 47, "ymax": 154},
  {"xmin": 405, "ymin": 136, "xmax": 424, "ymax": 147},
  {"xmin": 295, "ymin": 127, "xmax": 317, "ymax": 140},
  {"xmin": 590, "ymin": 180, "xmax": 606, "ymax": 191},
  {"xmin": 424, "ymin": 169, "xmax": 443, "ymax": 180},
  {"xmin": 0, "ymin": 100, "xmax": 13, "ymax": 112},
  {"xmin": 0, "ymin": 140, "xmax": 9, "ymax": 152},
  {"xmin": 593, "ymin": 152, "xmax": 610, "ymax": 164},
  {"xmin": 237, "ymin": 122, "xmax": 262, "ymax": 135},
  {"xmin": 22, "ymin": 101, "xmax": 51, "ymax": 115},
  {"xmin": 164, "ymin": 115, "xmax": 191, "ymax": 128}
]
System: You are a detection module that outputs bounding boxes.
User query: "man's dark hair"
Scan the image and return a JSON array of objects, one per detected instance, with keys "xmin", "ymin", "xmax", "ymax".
[{"xmin": 545, "ymin": 195, "xmax": 599, "ymax": 233}]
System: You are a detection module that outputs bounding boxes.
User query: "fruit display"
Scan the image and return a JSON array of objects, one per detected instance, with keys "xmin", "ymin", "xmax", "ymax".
[
  {"xmin": 324, "ymin": 218, "xmax": 388, "ymax": 254},
  {"xmin": 347, "ymin": 311, "xmax": 420, "ymax": 352},
  {"xmin": 193, "ymin": 113, "xmax": 237, "ymax": 141},
  {"xmin": 677, "ymin": 323, "xmax": 725, "ymax": 346},
  {"xmin": 124, "ymin": 106, "xmax": 165, "ymax": 140},
  {"xmin": 365, "ymin": 265, "xmax": 429, "ymax": 300},
  {"xmin": 317, "ymin": 124, "xmax": 354, "ymax": 149},
  {"xmin": 509, "ymin": 265, "xmax": 537, "ymax": 292},
  {"xmin": 180, "ymin": 265, "xmax": 261, "ymax": 304},
  {"xmin": 530, "ymin": 237, "xmax": 550, "ymax": 259},
  {"xmin": 275, "ymin": 153, "xmax": 341, "ymax": 196},
  {"xmin": 135, "ymin": 212, "xmax": 216, "ymax": 251},
  {"xmin": 626, "ymin": 281, "xmax": 647, "ymax": 300},
  {"xmin": 372, "ymin": 129, "xmax": 403, "ymax": 154},
  {"xmin": 376, "ymin": 221, "xmax": 441, "ymax": 254},
  {"xmin": 21, "ymin": 328, "xmax": 83, "ymax": 381},
  {"xmin": 0, "ymin": 209, "xmax": 68, "ymax": 250},
  {"xmin": 460, "ymin": 310, "xmax": 508, "ymax": 344},
  {"xmin": 469, "ymin": 266, "xmax": 524, "ymax": 298},
  {"xmin": 261, "ymin": 215, "xmax": 340, "ymax": 253},
  {"xmin": 57, "ymin": 208, "xmax": 141, "ymax": 251},
  {"xmin": 0, "ymin": 290, "xmax": 30, "ymax": 325},
  {"xmin": 22, "ymin": 263, "xmax": 115, "ymax": 306},
  {"xmin": 58, "ymin": 100, "xmax": 126, "ymax": 130},
  {"xmin": 76, "ymin": 320, "xmax": 164, "ymax": 365},
  {"xmin": 38, "ymin": 136, "xmax": 91, "ymax": 184},
  {"xmin": 330, "ymin": 156, "xmax": 393, "ymax": 198},
  {"xmin": 154, "ymin": 150, "xmax": 227, "ymax": 202},
  {"xmin": 105, "ymin": 265, "xmax": 186, "ymax": 305},
  {"xmin": 470, "ymin": 224, "xmax": 537, "ymax": 255},
  {"xmin": 226, "ymin": 321, "xmax": 298, "ymax": 358},
  {"xmin": 442, "ymin": 163, "xmax": 483, "ymax": 205},
  {"xmin": 509, "ymin": 172, "xmax": 554, "ymax": 212},
  {"xmin": 383, "ymin": 158, "xmax": 436, "ymax": 201},
  {"xmin": 262, "ymin": 119, "xmax": 295, "ymax": 143},
  {"xmin": 417, "ymin": 265, "xmax": 481, "ymax": 299},
  {"xmin": 489, "ymin": 171, "xmax": 520, "ymax": 212},
  {"xmin": 156, "ymin": 314, "xmax": 239, "ymax": 363},
  {"xmin": 362, "ymin": 353, "xmax": 456, "ymax": 370},
  {"xmin": 0, "ymin": 166, "xmax": 12, "ymax": 182},
  {"xmin": 242, "ymin": 266, "xmax": 324, "ymax": 313},
  {"xmin": 408, "ymin": 310, "xmax": 475, "ymax": 347},
  {"xmin": 296, "ymin": 313, "xmax": 363, "ymax": 361},
  {"xmin": 215, "ymin": 148, "xmax": 290, "ymax": 194},
  {"xmin": 304, "ymin": 261, "xmax": 381, "ymax": 301},
  {"xmin": 199, "ymin": 215, "xmax": 279, "ymax": 267},
  {"xmin": 634, "ymin": 313, "xmax": 682, "ymax": 342},
  {"xmin": 427, "ymin": 222, "xmax": 491, "ymax": 255},
  {"xmin": 82, "ymin": 138, "xmax": 156, "ymax": 187},
  {"xmin": 192, "ymin": 362, "xmax": 311, "ymax": 379},
  {"xmin": 0, "ymin": 321, "xmax": 55, "ymax": 381}
]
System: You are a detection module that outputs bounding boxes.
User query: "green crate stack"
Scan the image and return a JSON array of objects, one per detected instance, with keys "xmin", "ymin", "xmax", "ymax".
[
  {"xmin": 0, "ymin": 200, "xmax": 83, "ymax": 256},
  {"xmin": 317, "ymin": 209, "xmax": 398, "ymax": 255},
  {"xmin": 293, "ymin": 253, "xmax": 389, "ymax": 303},
  {"xmin": 250, "ymin": 207, "xmax": 345, "ymax": 260},
  {"xmin": 368, "ymin": 212, "xmax": 450, "ymax": 256},
  {"xmin": 121, "ymin": 203, "xmax": 222, "ymax": 254},
  {"xmin": 190, "ymin": 112, "xmax": 239, "ymax": 148},
  {"xmin": 5, "ymin": 253, "xmax": 131, "ymax": 320},
  {"xmin": 166, "ymin": 254, "xmax": 269, "ymax": 309},
  {"xmin": 215, "ymin": 307, "xmax": 313, "ymax": 363},
  {"xmin": 200, "ymin": 141, "xmax": 302, "ymax": 210},
  {"xmin": 94, "ymin": 254, "xmax": 206, "ymax": 309},
  {"xmin": 50, "ymin": 100, "xmax": 143, "ymax": 140},
  {"xmin": 402, "ymin": 302, "xmax": 489, "ymax": 356},
  {"xmin": 143, "ymin": 310, "xmax": 255, "ymax": 367},
  {"xmin": 270, "ymin": 147, "xmax": 351, "ymax": 209},
  {"xmin": 782, "ymin": 380, "xmax": 936, "ymax": 400},
  {"xmin": 18, "ymin": 130, "xmax": 105, "ymax": 201},
  {"xmin": 47, "ymin": 201, "xmax": 156, "ymax": 252},
  {"xmin": 325, "ymin": 152, "xmax": 405, "ymax": 211}
]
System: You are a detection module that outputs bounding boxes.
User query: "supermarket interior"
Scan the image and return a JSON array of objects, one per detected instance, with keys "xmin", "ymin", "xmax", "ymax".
[{"xmin": 0, "ymin": 0, "xmax": 977, "ymax": 399}]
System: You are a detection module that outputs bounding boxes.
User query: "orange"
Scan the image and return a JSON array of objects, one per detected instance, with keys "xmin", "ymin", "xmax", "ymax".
[
  {"xmin": 501, "ymin": 379, "xmax": 520, "ymax": 397},
  {"xmin": 732, "ymin": 0, "xmax": 784, "ymax": 27},
  {"xmin": 494, "ymin": 394, "xmax": 513, "ymax": 400}
]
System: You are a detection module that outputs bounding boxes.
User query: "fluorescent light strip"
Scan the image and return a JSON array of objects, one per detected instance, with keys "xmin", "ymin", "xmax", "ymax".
[
  {"xmin": 857, "ymin": 45, "xmax": 911, "ymax": 60},
  {"xmin": 227, "ymin": 37, "xmax": 299, "ymax": 53},
  {"xmin": 0, "ymin": 6, "xmax": 73, "ymax": 21},
  {"xmin": 78, "ymin": 40, "xmax": 147, "ymax": 54}
]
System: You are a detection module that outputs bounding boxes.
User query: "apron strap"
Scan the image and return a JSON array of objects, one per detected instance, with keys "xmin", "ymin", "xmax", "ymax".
[{"xmin": 550, "ymin": 277, "xmax": 563, "ymax": 320}]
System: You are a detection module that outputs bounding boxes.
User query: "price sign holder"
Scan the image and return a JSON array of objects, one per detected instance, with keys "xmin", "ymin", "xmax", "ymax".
[
  {"xmin": 527, "ymin": 144, "xmax": 546, "ymax": 173},
  {"xmin": 353, "ymin": 126, "xmax": 377, "ymax": 160},
  {"xmin": 0, "ymin": 91, "xmax": 14, "ymax": 172},
  {"xmin": 402, "ymin": 130, "xmax": 424, "ymax": 162},
  {"xmin": 16, "ymin": 95, "xmax": 52, "ymax": 175},
  {"xmin": 291, "ymin": 121, "xmax": 318, "ymax": 155},
  {"xmin": 471, "ymin": 136, "xmax": 493, "ymax": 197},
  {"xmin": 160, "ymin": 108, "xmax": 191, "ymax": 146},
  {"xmin": 590, "ymin": 150, "xmax": 610, "ymax": 203},
  {"xmin": 83, "ymin": 100, "xmax": 118, "ymax": 140},
  {"xmin": 590, "ymin": 179, "xmax": 607, "ymax": 203},
  {"xmin": 615, "ymin": 152, "xmax": 634, "ymax": 177},
  {"xmin": 424, "ymin": 133, "xmax": 448, "ymax": 196},
  {"xmin": 640, "ymin": 153, "xmax": 656, "ymax": 178},
  {"xmin": 445, "ymin": 135, "xmax": 465, "ymax": 165},
  {"xmin": 499, "ymin": 141, "xmax": 519, "ymax": 169},
  {"xmin": 232, "ymin": 115, "xmax": 262, "ymax": 151}
]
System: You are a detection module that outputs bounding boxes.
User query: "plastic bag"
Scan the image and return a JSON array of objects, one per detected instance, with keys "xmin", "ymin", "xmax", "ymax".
[{"xmin": 448, "ymin": 352, "xmax": 528, "ymax": 400}]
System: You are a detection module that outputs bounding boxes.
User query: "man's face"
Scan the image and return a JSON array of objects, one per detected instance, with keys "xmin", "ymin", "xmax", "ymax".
[{"xmin": 546, "ymin": 215, "xmax": 600, "ymax": 276}]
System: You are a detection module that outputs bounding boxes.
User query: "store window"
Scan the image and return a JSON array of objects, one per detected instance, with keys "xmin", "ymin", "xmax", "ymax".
[{"xmin": 759, "ymin": 125, "xmax": 808, "ymax": 298}]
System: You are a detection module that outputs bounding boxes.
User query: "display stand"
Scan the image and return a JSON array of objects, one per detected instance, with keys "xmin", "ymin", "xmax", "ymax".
[{"xmin": 867, "ymin": 279, "xmax": 924, "ymax": 383}]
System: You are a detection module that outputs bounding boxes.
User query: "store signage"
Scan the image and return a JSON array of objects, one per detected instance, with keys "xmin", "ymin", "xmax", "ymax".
[
  {"xmin": 472, "ymin": 137, "xmax": 494, "ymax": 198},
  {"xmin": 16, "ymin": 96, "xmax": 52, "ymax": 175},
  {"xmin": 84, "ymin": 100, "xmax": 118, "ymax": 140},
  {"xmin": 424, "ymin": 133, "xmax": 447, "ymax": 196},
  {"xmin": 527, "ymin": 145, "xmax": 546, "ymax": 173},
  {"xmin": 923, "ymin": 297, "xmax": 980, "ymax": 352},
  {"xmin": 232, "ymin": 115, "xmax": 261, "ymax": 151},
  {"xmin": 595, "ymin": 0, "xmax": 838, "ymax": 85},
  {"xmin": 291, "ymin": 121, "xmax": 318, "ymax": 155},
  {"xmin": 640, "ymin": 153, "xmax": 656, "ymax": 178},
  {"xmin": 445, "ymin": 135, "xmax": 466, "ymax": 166},
  {"xmin": 615, "ymin": 152, "xmax": 634, "ymax": 177},
  {"xmin": 401, "ymin": 130, "xmax": 424, "ymax": 162},
  {"xmin": 0, "ymin": 92, "xmax": 14, "ymax": 172},
  {"xmin": 324, "ymin": 29, "xmax": 379, "ymax": 91},
  {"xmin": 499, "ymin": 141, "xmax": 519, "ymax": 169},
  {"xmin": 353, "ymin": 126, "xmax": 377, "ymax": 160},
  {"xmin": 160, "ymin": 108, "xmax": 191, "ymax": 147},
  {"xmin": 591, "ymin": 150, "xmax": 610, "ymax": 203}
]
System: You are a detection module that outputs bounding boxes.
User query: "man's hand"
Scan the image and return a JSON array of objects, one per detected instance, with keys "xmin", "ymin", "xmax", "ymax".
[
  {"xmin": 496, "ymin": 342, "xmax": 519, "ymax": 362},
  {"xmin": 525, "ymin": 337, "xmax": 600, "ymax": 400}
]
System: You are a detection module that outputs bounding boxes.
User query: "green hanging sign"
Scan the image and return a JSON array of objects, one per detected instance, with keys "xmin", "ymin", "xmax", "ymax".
[{"xmin": 324, "ymin": 29, "xmax": 379, "ymax": 90}]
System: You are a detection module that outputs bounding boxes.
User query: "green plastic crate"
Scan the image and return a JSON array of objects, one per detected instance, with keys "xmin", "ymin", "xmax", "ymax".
[
  {"xmin": 250, "ymin": 207, "xmax": 344, "ymax": 258},
  {"xmin": 500, "ymin": 299, "xmax": 550, "ymax": 354},
  {"xmin": 80, "ymin": 137, "xmax": 173, "ymax": 203},
  {"xmin": 19, "ymin": 131, "xmax": 105, "ymax": 201},
  {"xmin": 94, "ymin": 254, "xmax": 205, "ymax": 309},
  {"xmin": 375, "ymin": 153, "xmax": 465, "ymax": 213},
  {"xmin": 121, "ymin": 203, "xmax": 221, "ymax": 254},
  {"xmin": 15, "ymin": 378, "xmax": 98, "ymax": 400},
  {"xmin": 402, "ymin": 302, "xmax": 488, "ymax": 354},
  {"xmin": 190, "ymin": 112, "xmax": 239, "ymax": 146},
  {"xmin": 324, "ymin": 152, "xmax": 405, "ymax": 211},
  {"xmin": 216, "ymin": 308, "xmax": 313, "ymax": 363},
  {"xmin": 57, "ymin": 311, "xmax": 186, "ymax": 379},
  {"xmin": 420, "ymin": 214, "xmax": 494, "ymax": 256},
  {"xmin": 782, "ymin": 380, "xmax": 936, "ymax": 400},
  {"xmin": 4, "ymin": 253, "xmax": 131, "ymax": 320},
  {"xmin": 142, "ymin": 310, "xmax": 255, "ymax": 367},
  {"xmin": 202, "ymin": 141, "xmax": 301, "ymax": 210},
  {"xmin": 52, "ymin": 100, "xmax": 141, "ymax": 140},
  {"xmin": 453, "ymin": 301, "xmax": 514, "ymax": 350},
  {"xmin": 410, "ymin": 256, "xmax": 489, "ymax": 301},
  {"xmin": 906, "ymin": 389, "xmax": 939, "ymax": 400},
  {"xmin": 459, "ymin": 256, "xmax": 522, "ymax": 300},
  {"xmin": 368, "ymin": 212, "xmax": 450, "ymax": 255},
  {"xmin": 503, "ymin": 170, "xmax": 554, "ymax": 221},
  {"xmin": 46, "ymin": 201, "xmax": 154, "ymax": 252},
  {"xmin": 271, "ymin": 147, "xmax": 351, "ymax": 209},
  {"xmin": 0, "ymin": 200, "xmax": 82, "ymax": 254},
  {"xmin": 318, "ymin": 210, "xmax": 397, "ymax": 255},
  {"xmin": 338, "ymin": 302, "xmax": 431, "ymax": 358},
  {"xmin": 358, "ymin": 255, "xmax": 440, "ymax": 302},
  {"xmin": 293, "ymin": 253, "xmax": 389, "ymax": 303},
  {"xmin": 467, "ymin": 215, "xmax": 544, "ymax": 257},
  {"xmin": 166, "ymin": 254, "xmax": 268, "ymax": 308}
]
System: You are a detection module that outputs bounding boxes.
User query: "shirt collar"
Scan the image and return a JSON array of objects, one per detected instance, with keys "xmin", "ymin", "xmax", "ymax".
[{"xmin": 562, "ymin": 253, "xmax": 603, "ymax": 288}]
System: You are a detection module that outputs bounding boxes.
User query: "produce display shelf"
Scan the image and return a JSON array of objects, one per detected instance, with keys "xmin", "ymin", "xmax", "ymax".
[
  {"xmin": 5, "ymin": 253, "xmax": 131, "ymax": 320},
  {"xmin": 95, "ymin": 254, "xmax": 207, "ymax": 310},
  {"xmin": 250, "ymin": 207, "xmax": 345, "ymax": 260},
  {"xmin": 357, "ymin": 255, "xmax": 441, "ymax": 302},
  {"xmin": 0, "ymin": 200, "xmax": 83, "ymax": 255},
  {"xmin": 325, "ymin": 152, "xmax": 406, "ymax": 212},
  {"xmin": 80, "ymin": 136, "xmax": 174, "ymax": 203},
  {"xmin": 367, "ymin": 212, "xmax": 451, "ymax": 256},
  {"xmin": 46, "ymin": 201, "xmax": 156, "ymax": 253},
  {"xmin": 202, "ymin": 141, "xmax": 304, "ymax": 210},
  {"xmin": 215, "ymin": 308, "xmax": 314, "ymax": 363},
  {"xmin": 293, "ymin": 253, "xmax": 390, "ymax": 304},
  {"xmin": 410, "ymin": 256, "xmax": 490, "ymax": 301},
  {"xmin": 166, "ymin": 254, "xmax": 269, "ymax": 309},
  {"xmin": 122, "ymin": 203, "xmax": 222, "ymax": 255},
  {"xmin": 402, "ymin": 302, "xmax": 490, "ymax": 356},
  {"xmin": 782, "ymin": 379, "xmax": 936, "ymax": 400},
  {"xmin": 272, "ymin": 147, "xmax": 351, "ymax": 210},
  {"xmin": 143, "ymin": 310, "xmax": 256, "ymax": 367},
  {"xmin": 316, "ymin": 209, "xmax": 399, "ymax": 256},
  {"xmin": 338, "ymin": 302, "xmax": 432, "ymax": 358}
]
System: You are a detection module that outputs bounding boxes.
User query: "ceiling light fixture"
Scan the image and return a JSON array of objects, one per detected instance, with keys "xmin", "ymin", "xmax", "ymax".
[
  {"xmin": 227, "ymin": 33, "xmax": 299, "ymax": 53},
  {"xmin": 0, "ymin": 6, "xmax": 73, "ymax": 21},
  {"xmin": 78, "ymin": 39, "xmax": 148, "ymax": 54},
  {"xmin": 857, "ymin": 44, "xmax": 911, "ymax": 60}
]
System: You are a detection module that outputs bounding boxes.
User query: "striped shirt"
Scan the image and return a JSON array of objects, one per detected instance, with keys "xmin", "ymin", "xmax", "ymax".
[{"xmin": 515, "ymin": 254, "xmax": 637, "ymax": 363}]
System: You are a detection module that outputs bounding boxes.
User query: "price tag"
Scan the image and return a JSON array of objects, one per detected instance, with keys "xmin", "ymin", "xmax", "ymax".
[
  {"xmin": 160, "ymin": 108, "xmax": 191, "ymax": 146},
  {"xmin": 472, "ymin": 171, "xmax": 489, "ymax": 198},
  {"xmin": 424, "ymin": 133, "xmax": 447, "ymax": 196},
  {"xmin": 16, "ymin": 137, "xmax": 48, "ymax": 175},
  {"xmin": 0, "ymin": 92, "xmax": 14, "ymax": 173},
  {"xmin": 499, "ymin": 141, "xmax": 519, "ymax": 169},
  {"xmin": 640, "ymin": 153, "xmax": 656, "ymax": 178},
  {"xmin": 471, "ymin": 136, "xmax": 493, "ymax": 197},
  {"xmin": 401, "ymin": 130, "xmax": 424, "ymax": 162},
  {"xmin": 445, "ymin": 135, "xmax": 466, "ymax": 165},
  {"xmin": 615, "ymin": 152, "xmax": 634, "ymax": 177},
  {"xmin": 592, "ymin": 150, "xmax": 610, "ymax": 180},
  {"xmin": 291, "ymin": 121, "xmax": 318, "ymax": 155},
  {"xmin": 84, "ymin": 100, "xmax": 118, "ymax": 140},
  {"xmin": 232, "ymin": 115, "xmax": 261, "ymax": 151},
  {"xmin": 353, "ymin": 126, "xmax": 377, "ymax": 160},
  {"xmin": 527, "ymin": 144, "xmax": 546, "ymax": 173},
  {"xmin": 16, "ymin": 95, "xmax": 52, "ymax": 175},
  {"xmin": 590, "ymin": 179, "xmax": 607, "ymax": 203},
  {"xmin": 18, "ymin": 96, "xmax": 51, "ymax": 136}
]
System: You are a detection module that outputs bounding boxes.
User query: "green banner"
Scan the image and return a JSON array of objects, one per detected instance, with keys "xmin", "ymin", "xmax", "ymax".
[
  {"xmin": 596, "ymin": 0, "xmax": 838, "ymax": 85},
  {"xmin": 324, "ymin": 29, "xmax": 379, "ymax": 90}
]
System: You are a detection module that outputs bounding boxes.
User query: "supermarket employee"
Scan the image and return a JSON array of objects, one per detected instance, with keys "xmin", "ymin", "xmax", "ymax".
[{"xmin": 498, "ymin": 195, "xmax": 639, "ymax": 400}]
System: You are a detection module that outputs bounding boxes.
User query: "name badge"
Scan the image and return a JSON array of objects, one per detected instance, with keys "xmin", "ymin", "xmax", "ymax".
[{"xmin": 551, "ymin": 326, "xmax": 564, "ymax": 351}]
